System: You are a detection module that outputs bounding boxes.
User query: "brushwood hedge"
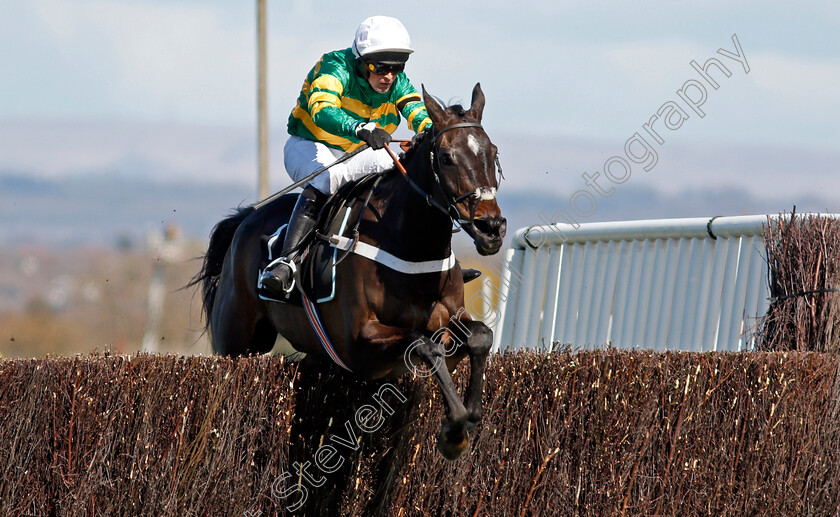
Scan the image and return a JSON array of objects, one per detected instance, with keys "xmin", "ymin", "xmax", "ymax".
[{"xmin": 1, "ymin": 350, "xmax": 838, "ymax": 516}]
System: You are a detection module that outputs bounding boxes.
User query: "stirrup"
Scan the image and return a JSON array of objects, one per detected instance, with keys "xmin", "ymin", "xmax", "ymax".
[
  {"xmin": 260, "ymin": 257, "xmax": 297, "ymax": 294},
  {"xmin": 277, "ymin": 258, "xmax": 297, "ymax": 294},
  {"xmin": 279, "ymin": 257, "xmax": 297, "ymax": 294}
]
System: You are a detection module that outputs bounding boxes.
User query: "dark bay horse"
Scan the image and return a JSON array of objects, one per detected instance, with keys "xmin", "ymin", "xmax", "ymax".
[{"xmin": 193, "ymin": 83, "xmax": 506, "ymax": 459}]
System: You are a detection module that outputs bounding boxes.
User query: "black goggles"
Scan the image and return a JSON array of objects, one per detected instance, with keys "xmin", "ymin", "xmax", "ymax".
[{"xmin": 364, "ymin": 60, "xmax": 405, "ymax": 75}]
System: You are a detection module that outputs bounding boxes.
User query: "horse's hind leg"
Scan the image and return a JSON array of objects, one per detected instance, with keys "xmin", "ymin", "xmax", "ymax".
[
  {"xmin": 251, "ymin": 318, "xmax": 280, "ymax": 354},
  {"xmin": 210, "ymin": 283, "xmax": 277, "ymax": 356}
]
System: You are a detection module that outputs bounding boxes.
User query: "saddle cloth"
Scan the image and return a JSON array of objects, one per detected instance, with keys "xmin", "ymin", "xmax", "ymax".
[
  {"xmin": 256, "ymin": 173, "xmax": 386, "ymax": 306},
  {"xmin": 257, "ymin": 202, "xmax": 353, "ymax": 306}
]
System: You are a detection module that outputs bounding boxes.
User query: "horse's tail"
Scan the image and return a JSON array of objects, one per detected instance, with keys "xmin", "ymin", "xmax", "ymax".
[{"xmin": 189, "ymin": 205, "xmax": 256, "ymax": 331}]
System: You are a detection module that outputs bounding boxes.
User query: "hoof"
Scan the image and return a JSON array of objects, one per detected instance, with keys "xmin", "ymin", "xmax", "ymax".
[{"xmin": 437, "ymin": 422, "xmax": 470, "ymax": 460}]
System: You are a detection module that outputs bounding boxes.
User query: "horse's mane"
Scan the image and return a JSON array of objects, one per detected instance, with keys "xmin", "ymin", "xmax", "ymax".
[
  {"xmin": 444, "ymin": 103, "xmax": 469, "ymax": 118},
  {"xmin": 400, "ymin": 130, "xmax": 430, "ymax": 162}
]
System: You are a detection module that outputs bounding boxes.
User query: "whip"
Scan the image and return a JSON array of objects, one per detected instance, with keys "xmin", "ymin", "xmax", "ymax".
[{"xmin": 254, "ymin": 143, "xmax": 370, "ymax": 210}]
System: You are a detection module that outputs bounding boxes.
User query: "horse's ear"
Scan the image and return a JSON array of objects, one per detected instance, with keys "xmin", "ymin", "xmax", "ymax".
[
  {"xmin": 468, "ymin": 82, "xmax": 485, "ymax": 122},
  {"xmin": 422, "ymin": 85, "xmax": 447, "ymax": 126}
]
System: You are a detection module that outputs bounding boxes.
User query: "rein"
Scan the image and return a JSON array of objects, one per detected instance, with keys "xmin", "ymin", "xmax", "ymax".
[{"xmin": 383, "ymin": 145, "xmax": 454, "ymax": 222}]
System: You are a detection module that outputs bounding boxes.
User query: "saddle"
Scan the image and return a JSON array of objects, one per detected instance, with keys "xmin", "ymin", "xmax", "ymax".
[{"xmin": 257, "ymin": 174, "xmax": 385, "ymax": 306}]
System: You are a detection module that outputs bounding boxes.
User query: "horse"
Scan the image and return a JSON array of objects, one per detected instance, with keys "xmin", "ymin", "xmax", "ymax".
[{"xmin": 192, "ymin": 83, "xmax": 506, "ymax": 459}]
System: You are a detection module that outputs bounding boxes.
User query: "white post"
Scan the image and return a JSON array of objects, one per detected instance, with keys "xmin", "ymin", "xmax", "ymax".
[
  {"xmin": 141, "ymin": 262, "xmax": 166, "ymax": 353},
  {"xmin": 256, "ymin": 0, "xmax": 269, "ymax": 200},
  {"xmin": 141, "ymin": 225, "xmax": 185, "ymax": 353}
]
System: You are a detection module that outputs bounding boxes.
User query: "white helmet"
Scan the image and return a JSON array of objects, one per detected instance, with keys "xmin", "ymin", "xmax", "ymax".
[{"xmin": 352, "ymin": 16, "xmax": 414, "ymax": 60}]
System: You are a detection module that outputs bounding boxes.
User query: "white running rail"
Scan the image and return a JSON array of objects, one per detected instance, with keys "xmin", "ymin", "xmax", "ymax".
[{"xmin": 491, "ymin": 214, "xmax": 838, "ymax": 353}]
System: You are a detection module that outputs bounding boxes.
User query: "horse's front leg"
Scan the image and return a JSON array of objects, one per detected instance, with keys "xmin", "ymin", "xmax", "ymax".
[
  {"xmin": 407, "ymin": 333, "xmax": 471, "ymax": 460},
  {"xmin": 358, "ymin": 321, "xmax": 470, "ymax": 460},
  {"xmin": 453, "ymin": 319, "xmax": 493, "ymax": 426}
]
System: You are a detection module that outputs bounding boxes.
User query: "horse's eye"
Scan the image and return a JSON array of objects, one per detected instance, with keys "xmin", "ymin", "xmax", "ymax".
[{"xmin": 439, "ymin": 153, "xmax": 453, "ymax": 166}]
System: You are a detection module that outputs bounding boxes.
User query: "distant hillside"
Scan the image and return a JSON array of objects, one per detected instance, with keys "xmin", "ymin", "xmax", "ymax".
[
  {"xmin": 497, "ymin": 183, "xmax": 836, "ymax": 233},
  {"xmin": 0, "ymin": 171, "xmax": 253, "ymax": 247},
  {"xmin": 2, "ymin": 171, "xmax": 835, "ymax": 248}
]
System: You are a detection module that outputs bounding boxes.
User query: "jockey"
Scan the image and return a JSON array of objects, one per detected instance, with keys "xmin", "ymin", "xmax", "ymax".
[{"xmin": 259, "ymin": 15, "xmax": 432, "ymax": 296}]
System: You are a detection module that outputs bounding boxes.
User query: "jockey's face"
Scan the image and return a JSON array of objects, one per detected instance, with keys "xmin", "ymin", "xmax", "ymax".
[{"xmin": 367, "ymin": 70, "xmax": 396, "ymax": 93}]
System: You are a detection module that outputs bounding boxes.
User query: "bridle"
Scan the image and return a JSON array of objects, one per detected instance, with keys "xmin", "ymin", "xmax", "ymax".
[{"xmin": 397, "ymin": 121, "xmax": 503, "ymax": 234}]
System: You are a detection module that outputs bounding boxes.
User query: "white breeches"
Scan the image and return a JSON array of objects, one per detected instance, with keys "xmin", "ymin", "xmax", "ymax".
[{"xmin": 284, "ymin": 135, "xmax": 394, "ymax": 195}]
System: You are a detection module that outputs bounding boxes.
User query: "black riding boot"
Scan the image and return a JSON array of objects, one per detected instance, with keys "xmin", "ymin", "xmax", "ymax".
[
  {"xmin": 259, "ymin": 185, "xmax": 326, "ymax": 295},
  {"xmin": 462, "ymin": 268, "xmax": 482, "ymax": 284}
]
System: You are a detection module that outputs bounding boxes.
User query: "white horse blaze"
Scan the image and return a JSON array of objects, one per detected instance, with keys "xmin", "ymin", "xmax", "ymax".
[
  {"xmin": 476, "ymin": 187, "xmax": 497, "ymax": 201},
  {"xmin": 465, "ymin": 134, "xmax": 495, "ymax": 201},
  {"xmin": 467, "ymin": 134, "xmax": 481, "ymax": 155}
]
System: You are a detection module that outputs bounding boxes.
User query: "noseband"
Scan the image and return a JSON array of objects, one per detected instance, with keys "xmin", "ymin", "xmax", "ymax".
[{"xmin": 401, "ymin": 122, "xmax": 502, "ymax": 232}]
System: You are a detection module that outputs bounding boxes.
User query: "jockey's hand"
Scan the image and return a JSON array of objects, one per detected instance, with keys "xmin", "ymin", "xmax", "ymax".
[{"xmin": 355, "ymin": 122, "xmax": 392, "ymax": 150}]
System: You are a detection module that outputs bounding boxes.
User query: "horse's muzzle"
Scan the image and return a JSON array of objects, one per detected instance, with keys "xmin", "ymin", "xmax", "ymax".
[{"xmin": 471, "ymin": 216, "xmax": 507, "ymax": 256}]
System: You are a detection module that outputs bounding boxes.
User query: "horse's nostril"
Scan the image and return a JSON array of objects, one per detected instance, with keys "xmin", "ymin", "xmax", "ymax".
[
  {"xmin": 474, "ymin": 216, "xmax": 505, "ymax": 236},
  {"xmin": 473, "ymin": 219, "xmax": 489, "ymax": 234}
]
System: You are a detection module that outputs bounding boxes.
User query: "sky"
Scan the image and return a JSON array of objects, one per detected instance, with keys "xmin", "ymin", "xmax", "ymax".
[{"xmin": 1, "ymin": 1, "xmax": 839, "ymax": 202}]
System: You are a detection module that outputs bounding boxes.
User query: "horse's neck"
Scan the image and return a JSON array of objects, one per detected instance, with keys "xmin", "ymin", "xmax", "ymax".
[{"xmin": 368, "ymin": 155, "xmax": 453, "ymax": 260}]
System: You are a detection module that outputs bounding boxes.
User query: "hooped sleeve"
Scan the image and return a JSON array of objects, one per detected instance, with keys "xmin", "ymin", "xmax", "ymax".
[
  {"xmin": 307, "ymin": 60, "xmax": 362, "ymax": 139},
  {"xmin": 394, "ymin": 78, "xmax": 432, "ymax": 133}
]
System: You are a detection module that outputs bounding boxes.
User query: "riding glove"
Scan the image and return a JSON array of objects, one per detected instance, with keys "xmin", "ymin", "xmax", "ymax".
[{"xmin": 355, "ymin": 122, "xmax": 392, "ymax": 150}]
